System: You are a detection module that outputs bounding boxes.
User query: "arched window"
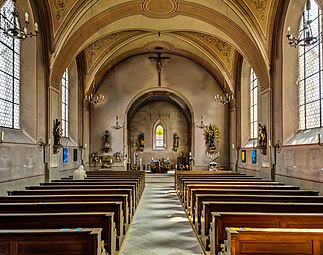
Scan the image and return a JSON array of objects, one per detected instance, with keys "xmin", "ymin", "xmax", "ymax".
[
  {"xmin": 153, "ymin": 120, "xmax": 166, "ymax": 150},
  {"xmin": 250, "ymin": 68, "xmax": 258, "ymax": 139},
  {"xmin": 61, "ymin": 68, "xmax": 69, "ymax": 137},
  {"xmin": 0, "ymin": 0, "xmax": 21, "ymax": 129},
  {"xmin": 298, "ymin": 0, "xmax": 323, "ymax": 130}
]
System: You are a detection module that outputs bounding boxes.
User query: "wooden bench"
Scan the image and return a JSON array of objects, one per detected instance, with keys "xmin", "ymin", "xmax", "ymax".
[
  {"xmin": 178, "ymin": 179, "xmax": 275, "ymax": 199},
  {"xmin": 0, "ymin": 201, "xmax": 124, "ymax": 250},
  {"xmin": 188, "ymin": 188, "xmax": 319, "ymax": 221},
  {"xmin": 8, "ymin": 188, "xmax": 135, "ymax": 216},
  {"xmin": 25, "ymin": 184, "xmax": 139, "ymax": 207},
  {"xmin": 52, "ymin": 178, "xmax": 145, "ymax": 196},
  {"xmin": 194, "ymin": 194, "xmax": 323, "ymax": 232},
  {"xmin": 0, "ymin": 194, "xmax": 131, "ymax": 231},
  {"xmin": 0, "ymin": 228, "xmax": 103, "ymax": 255},
  {"xmin": 226, "ymin": 227, "xmax": 323, "ymax": 255},
  {"xmin": 183, "ymin": 184, "xmax": 300, "ymax": 209},
  {"xmin": 39, "ymin": 181, "xmax": 142, "ymax": 200},
  {"xmin": 201, "ymin": 201, "xmax": 323, "ymax": 250},
  {"xmin": 0, "ymin": 212, "xmax": 116, "ymax": 255},
  {"xmin": 174, "ymin": 171, "xmax": 246, "ymax": 189},
  {"xmin": 210, "ymin": 212, "xmax": 323, "ymax": 255}
]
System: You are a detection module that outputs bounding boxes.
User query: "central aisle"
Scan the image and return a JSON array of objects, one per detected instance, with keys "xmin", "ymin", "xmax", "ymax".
[{"xmin": 119, "ymin": 173, "xmax": 204, "ymax": 255}]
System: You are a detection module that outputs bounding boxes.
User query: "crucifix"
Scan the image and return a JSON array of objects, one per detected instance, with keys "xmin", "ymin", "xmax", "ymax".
[{"xmin": 149, "ymin": 53, "xmax": 170, "ymax": 86}]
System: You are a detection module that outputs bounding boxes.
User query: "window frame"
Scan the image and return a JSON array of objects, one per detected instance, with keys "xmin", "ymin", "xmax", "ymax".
[
  {"xmin": 0, "ymin": 0, "xmax": 21, "ymax": 129},
  {"xmin": 153, "ymin": 119, "xmax": 166, "ymax": 150},
  {"xmin": 61, "ymin": 68, "xmax": 69, "ymax": 138},
  {"xmin": 250, "ymin": 68, "xmax": 258, "ymax": 140},
  {"xmin": 298, "ymin": 0, "xmax": 323, "ymax": 130}
]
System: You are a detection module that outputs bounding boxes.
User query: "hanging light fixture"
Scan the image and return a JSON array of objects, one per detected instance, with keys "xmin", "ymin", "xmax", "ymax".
[
  {"xmin": 196, "ymin": 115, "xmax": 206, "ymax": 129},
  {"xmin": 85, "ymin": 76, "xmax": 105, "ymax": 105},
  {"xmin": 111, "ymin": 115, "xmax": 123, "ymax": 130},
  {"xmin": 286, "ymin": 0, "xmax": 321, "ymax": 47},
  {"xmin": 1, "ymin": 0, "xmax": 38, "ymax": 40},
  {"xmin": 215, "ymin": 75, "xmax": 234, "ymax": 104},
  {"xmin": 111, "ymin": 66, "xmax": 123, "ymax": 130}
]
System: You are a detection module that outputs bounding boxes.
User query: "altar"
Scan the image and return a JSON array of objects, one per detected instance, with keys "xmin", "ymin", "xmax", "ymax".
[{"xmin": 150, "ymin": 158, "xmax": 170, "ymax": 173}]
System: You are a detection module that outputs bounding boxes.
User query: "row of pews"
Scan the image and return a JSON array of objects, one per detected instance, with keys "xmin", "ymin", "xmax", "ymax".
[
  {"xmin": 175, "ymin": 170, "xmax": 323, "ymax": 255},
  {"xmin": 0, "ymin": 170, "xmax": 145, "ymax": 255}
]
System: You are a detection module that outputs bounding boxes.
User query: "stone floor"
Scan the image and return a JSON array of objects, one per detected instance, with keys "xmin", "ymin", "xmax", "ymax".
[{"xmin": 119, "ymin": 173, "xmax": 204, "ymax": 255}]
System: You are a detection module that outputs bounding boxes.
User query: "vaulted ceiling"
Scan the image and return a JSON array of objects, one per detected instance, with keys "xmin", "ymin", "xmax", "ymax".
[{"xmin": 31, "ymin": 0, "xmax": 287, "ymax": 96}]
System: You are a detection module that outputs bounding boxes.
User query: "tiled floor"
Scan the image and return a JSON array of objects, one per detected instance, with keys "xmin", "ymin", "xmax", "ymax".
[{"xmin": 119, "ymin": 173, "xmax": 204, "ymax": 255}]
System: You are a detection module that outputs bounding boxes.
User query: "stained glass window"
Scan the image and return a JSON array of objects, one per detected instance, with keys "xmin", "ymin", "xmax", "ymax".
[
  {"xmin": 299, "ymin": 0, "xmax": 323, "ymax": 130},
  {"xmin": 61, "ymin": 69, "xmax": 69, "ymax": 137},
  {"xmin": 0, "ymin": 0, "xmax": 20, "ymax": 129},
  {"xmin": 250, "ymin": 68, "xmax": 258, "ymax": 139},
  {"xmin": 155, "ymin": 124, "xmax": 164, "ymax": 147}
]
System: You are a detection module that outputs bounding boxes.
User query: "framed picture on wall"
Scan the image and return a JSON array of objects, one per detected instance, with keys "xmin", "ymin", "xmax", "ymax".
[
  {"xmin": 251, "ymin": 149, "xmax": 257, "ymax": 164},
  {"xmin": 63, "ymin": 148, "xmax": 68, "ymax": 163},
  {"xmin": 241, "ymin": 150, "xmax": 246, "ymax": 163},
  {"xmin": 73, "ymin": 149, "xmax": 78, "ymax": 162}
]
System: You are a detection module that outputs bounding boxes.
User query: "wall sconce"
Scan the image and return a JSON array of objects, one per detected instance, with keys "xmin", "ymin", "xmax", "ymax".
[
  {"xmin": 273, "ymin": 140, "xmax": 283, "ymax": 153},
  {"xmin": 1, "ymin": 0, "xmax": 39, "ymax": 40},
  {"xmin": 0, "ymin": 131, "xmax": 4, "ymax": 143},
  {"xmin": 286, "ymin": 0, "xmax": 321, "ymax": 48}
]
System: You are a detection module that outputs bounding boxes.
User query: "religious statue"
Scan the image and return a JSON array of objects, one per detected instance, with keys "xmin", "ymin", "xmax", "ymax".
[
  {"xmin": 53, "ymin": 119, "xmax": 63, "ymax": 154},
  {"xmin": 203, "ymin": 124, "xmax": 220, "ymax": 153},
  {"xmin": 172, "ymin": 132, "xmax": 179, "ymax": 152},
  {"xmin": 257, "ymin": 123, "xmax": 267, "ymax": 155},
  {"xmin": 138, "ymin": 132, "xmax": 144, "ymax": 152},
  {"xmin": 103, "ymin": 130, "xmax": 111, "ymax": 153}
]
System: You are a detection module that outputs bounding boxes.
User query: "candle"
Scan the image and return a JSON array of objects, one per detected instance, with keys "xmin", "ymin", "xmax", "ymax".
[
  {"xmin": 189, "ymin": 152, "xmax": 191, "ymax": 156},
  {"xmin": 268, "ymin": 139, "xmax": 272, "ymax": 147},
  {"xmin": 34, "ymin": 22, "xmax": 38, "ymax": 32},
  {"xmin": 0, "ymin": 131, "xmax": 4, "ymax": 142},
  {"xmin": 152, "ymin": 157, "xmax": 154, "ymax": 161},
  {"xmin": 110, "ymin": 159, "xmax": 112, "ymax": 164},
  {"xmin": 232, "ymin": 144, "xmax": 235, "ymax": 149},
  {"xmin": 287, "ymin": 26, "xmax": 291, "ymax": 36},
  {"xmin": 318, "ymin": 134, "xmax": 321, "ymax": 144},
  {"xmin": 48, "ymin": 138, "xmax": 51, "ymax": 145},
  {"xmin": 84, "ymin": 143, "xmax": 87, "ymax": 149},
  {"xmin": 25, "ymin": 12, "xmax": 29, "ymax": 23}
]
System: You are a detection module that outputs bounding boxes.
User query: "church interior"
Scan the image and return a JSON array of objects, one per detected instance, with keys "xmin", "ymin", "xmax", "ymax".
[{"xmin": 0, "ymin": 0, "xmax": 323, "ymax": 254}]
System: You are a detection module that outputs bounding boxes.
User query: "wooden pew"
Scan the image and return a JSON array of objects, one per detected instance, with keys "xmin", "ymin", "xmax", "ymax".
[
  {"xmin": 0, "ymin": 194, "xmax": 131, "ymax": 230},
  {"xmin": 53, "ymin": 178, "xmax": 145, "ymax": 195},
  {"xmin": 0, "ymin": 212, "xmax": 116, "ymax": 255},
  {"xmin": 39, "ymin": 180, "xmax": 142, "ymax": 199},
  {"xmin": 201, "ymin": 201, "xmax": 323, "ymax": 250},
  {"xmin": 25, "ymin": 184, "xmax": 139, "ymax": 207},
  {"xmin": 0, "ymin": 201, "xmax": 124, "ymax": 250},
  {"xmin": 8, "ymin": 188, "xmax": 135, "ymax": 216},
  {"xmin": 183, "ymin": 184, "xmax": 300, "ymax": 209},
  {"xmin": 177, "ymin": 176, "xmax": 264, "ymax": 194},
  {"xmin": 174, "ymin": 171, "xmax": 246, "ymax": 190},
  {"xmin": 194, "ymin": 194, "xmax": 323, "ymax": 232},
  {"xmin": 188, "ymin": 188, "xmax": 319, "ymax": 221},
  {"xmin": 210, "ymin": 212, "xmax": 323, "ymax": 255},
  {"xmin": 226, "ymin": 227, "xmax": 323, "ymax": 255},
  {"xmin": 0, "ymin": 228, "xmax": 103, "ymax": 255}
]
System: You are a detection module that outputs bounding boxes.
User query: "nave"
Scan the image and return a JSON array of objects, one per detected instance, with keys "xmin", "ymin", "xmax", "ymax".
[{"xmin": 119, "ymin": 173, "xmax": 204, "ymax": 255}]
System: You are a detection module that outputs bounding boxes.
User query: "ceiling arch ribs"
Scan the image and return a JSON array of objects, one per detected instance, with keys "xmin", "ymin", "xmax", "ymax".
[
  {"xmin": 50, "ymin": 0, "xmax": 269, "ymax": 91},
  {"xmin": 84, "ymin": 29, "xmax": 234, "ymax": 95}
]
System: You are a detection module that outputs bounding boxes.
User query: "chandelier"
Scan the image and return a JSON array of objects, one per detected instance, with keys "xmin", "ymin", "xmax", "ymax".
[
  {"xmin": 214, "ymin": 93, "xmax": 234, "ymax": 104},
  {"xmin": 111, "ymin": 116, "xmax": 123, "ymax": 130},
  {"xmin": 286, "ymin": 0, "xmax": 320, "ymax": 47},
  {"xmin": 1, "ymin": 0, "xmax": 38, "ymax": 40},
  {"xmin": 85, "ymin": 91, "xmax": 105, "ymax": 105},
  {"xmin": 196, "ymin": 115, "xmax": 206, "ymax": 129}
]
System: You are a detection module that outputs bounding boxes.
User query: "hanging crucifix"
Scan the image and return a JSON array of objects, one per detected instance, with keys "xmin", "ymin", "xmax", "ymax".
[{"xmin": 149, "ymin": 53, "xmax": 170, "ymax": 86}]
